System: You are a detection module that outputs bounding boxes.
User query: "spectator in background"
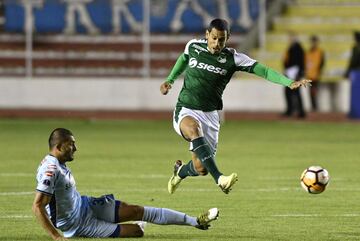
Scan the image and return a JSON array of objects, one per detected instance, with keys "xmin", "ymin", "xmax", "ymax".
[
  {"xmin": 305, "ymin": 35, "xmax": 325, "ymax": 112},
  {"xmin": 282, "ymin": 31, "xmax": 306, "ymax": 118},
  {"xmin": 345, "ymin": 31, "xmax": 360, "ymax": 78}
]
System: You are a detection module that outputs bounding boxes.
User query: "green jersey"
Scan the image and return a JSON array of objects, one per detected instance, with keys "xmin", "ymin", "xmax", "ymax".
[{"xmin": 166, "ymin": 39, "xmax": 294, "ymax": 112}]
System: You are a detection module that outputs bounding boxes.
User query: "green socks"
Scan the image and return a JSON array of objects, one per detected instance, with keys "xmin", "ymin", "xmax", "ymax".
[
  {"xmin": 191, "ymin": 137, "xmax": 222, "ymax": 183},
  {"xmin": 178, "ymin": 160, "xmax": 199, "ymax": 178}
]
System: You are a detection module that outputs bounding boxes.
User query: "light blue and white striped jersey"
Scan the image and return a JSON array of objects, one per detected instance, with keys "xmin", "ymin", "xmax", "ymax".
[{"xmin": 36, "ymin": 155, "xmax": 82, "ymax": 235}]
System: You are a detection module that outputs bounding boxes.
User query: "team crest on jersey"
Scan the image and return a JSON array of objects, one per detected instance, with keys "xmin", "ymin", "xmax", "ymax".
[
  {"xmin": 42, "ymin": 179, "xmax": 51, "ymax": 186},
  {"xmin": 65, "ymin": 173, "xmax": 76, "ymax": 190},
  {"xmin": 217, "ymin": 54, "xmax": 227, "ymax": 63}
]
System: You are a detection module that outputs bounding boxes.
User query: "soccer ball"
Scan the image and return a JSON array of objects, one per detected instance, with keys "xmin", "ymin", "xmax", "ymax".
[{"xmin": 300, "ymin": 166, "xmax": 330, "ymax": 194}]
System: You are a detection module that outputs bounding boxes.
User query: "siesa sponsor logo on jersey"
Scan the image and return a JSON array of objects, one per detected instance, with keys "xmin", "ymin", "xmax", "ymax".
[{"xmin": 188, "ymin": 58, "xmax": 227, "ymax": 75}]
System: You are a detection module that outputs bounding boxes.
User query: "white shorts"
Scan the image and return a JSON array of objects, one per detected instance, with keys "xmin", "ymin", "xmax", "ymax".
[
  {"xmin": 64, "ymin": 194, "xmax": 121, "ymax": 238},
  {"xmin": 173, "ymin": 106, "xmax": 220, "ymax": 154}
]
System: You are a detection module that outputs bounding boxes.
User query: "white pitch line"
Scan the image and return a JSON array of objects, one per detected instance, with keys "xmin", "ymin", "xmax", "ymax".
[
  {"xmin": 273, "ymin": 214, "xmax": 321, "ymax": 217},
  {"xmin": 1, "ymin": 188, "xmax": 276, "ymax": 195},
  {"xmin": 0, "ymin": 173, "xmax": 33, "ymax": 177},
  {"xmin": 239, "ymin": 188, "xmax": 298, "ymax": 192},
  {"xmin": 0, "ymin": 187, "xmax": 352, "ymax": 196},
  {"xmin": 272, "ymin": 214, "xmax": 360, "ymax": 217},
  {"xmin": 339, "ymin": 214, "xmax": 360, "ymax": 217},
  {"xmin": 0, "ymin": 191, "xmax": 34, "ymax": 196},
  {"xmin": 0, "ymin": 213, "xmax": 359, "ymax": 219},
  {"xmin": 0, "ymin": 173, "xmax": 350, "ymax": 183},
  {"xmin": 83, "ymin": 188, "xmax": 215, "ymax": 193},
  {"xmin": 258, "ymin": 177, "xmax": 345, "ymax": 181},
  {"xmin": 87, "ymin": 174, "xmax": 168, "ymax": 179},
  {"xmin": 0, "ymin": 215, "xmax": 33, "ymax": 219},
  {"xmin": 0, "ymin": 173, "xmax": 168, "ymax": 179},
  {"xmin": 83, "ymin": 188, "xmax": 300, "ymax": 193}
]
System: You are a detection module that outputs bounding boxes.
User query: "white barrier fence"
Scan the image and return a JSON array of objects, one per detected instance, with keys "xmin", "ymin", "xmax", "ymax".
[{"xmin": 0, "ymin": 78, "xmax": 350, "ymax": 113}]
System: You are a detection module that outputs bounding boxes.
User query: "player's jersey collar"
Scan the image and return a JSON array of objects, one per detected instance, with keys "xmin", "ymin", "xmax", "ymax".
[
  {"xmin": 206, "ymin": 46, "xmax": 226, "ymax": 56},
  {"xmin": 46, "ymin": 154, "xmax": 67, "ymax": 167}
]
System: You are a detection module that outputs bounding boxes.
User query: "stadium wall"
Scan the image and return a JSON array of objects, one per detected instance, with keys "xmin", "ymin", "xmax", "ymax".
[{"xmin": 0, "ymin": 78, "xmax": 350, "ymax": 112}]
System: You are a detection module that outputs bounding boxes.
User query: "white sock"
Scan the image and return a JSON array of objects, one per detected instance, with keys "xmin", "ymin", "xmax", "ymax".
[{"xmin": 142, "ymin": 206, "xmax": 198, "ymax": 226}]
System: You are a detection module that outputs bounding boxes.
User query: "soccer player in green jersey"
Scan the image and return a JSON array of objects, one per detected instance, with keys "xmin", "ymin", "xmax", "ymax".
[{"xmin": 160, "ymin": 18, "xmax": 311, "ymax": 195}]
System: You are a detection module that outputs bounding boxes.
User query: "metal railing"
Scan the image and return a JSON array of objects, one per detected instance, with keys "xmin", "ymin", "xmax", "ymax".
[{"xmin": 3, "ymin": 0, "xmax": 265, "ymax": 79}]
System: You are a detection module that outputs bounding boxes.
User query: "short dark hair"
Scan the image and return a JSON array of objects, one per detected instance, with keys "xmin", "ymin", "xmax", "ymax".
[
  {"xmin": 48, "ymin": 128, "xmax": 73, "ymax": 149},
  {"xmin": 207, "ymin": 18, "xmax": 230, "ymax": 35}
]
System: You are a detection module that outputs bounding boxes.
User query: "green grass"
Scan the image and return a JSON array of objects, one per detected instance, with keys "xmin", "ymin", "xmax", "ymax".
[{"xmin": 0, "ymin": 118, "xmax": 359, "ymax": 241}]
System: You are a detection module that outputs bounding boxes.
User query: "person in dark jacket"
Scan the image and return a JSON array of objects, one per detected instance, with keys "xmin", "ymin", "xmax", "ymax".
[
  {"xmin": 345, "ymin": 31, "xmax": 360, "ymax": 78},
  {"xmin": 282, "ymin": 31, "xmax": 306, "ymax": 118}
]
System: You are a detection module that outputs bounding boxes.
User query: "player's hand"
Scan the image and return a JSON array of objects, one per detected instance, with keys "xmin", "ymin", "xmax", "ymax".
[
  {"xmin": 160, "ymin": 82, "xmax": 172, "ymax": 95},
  {"xmin": 289, "ymin": 79, "xmax": 312, "ymax": 89}
]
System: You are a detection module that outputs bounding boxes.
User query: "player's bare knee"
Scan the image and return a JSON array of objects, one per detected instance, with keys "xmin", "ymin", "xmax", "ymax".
[
  {"xmin": 135, "ymin": 205, "xmax": 144, "ymax": 219},
  {"xmin": 189, "ymin": 124, "xmax": 202, "ymax": 138},
  {"xmin": 180, "ymin": 118, "xmax": 202, "ymax": 140},
  {"xmin": 118, "ymin": 203, "xmax": 144, "ymax": 221},
  {"xmin": 129, "ymin": 205, "xmax": 144, "ymax": 220}
]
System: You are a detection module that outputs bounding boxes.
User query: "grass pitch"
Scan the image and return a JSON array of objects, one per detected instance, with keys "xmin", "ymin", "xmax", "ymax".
[{"xmin": 0, "ymin": 118, "xmax": 359, "ymax": 241}]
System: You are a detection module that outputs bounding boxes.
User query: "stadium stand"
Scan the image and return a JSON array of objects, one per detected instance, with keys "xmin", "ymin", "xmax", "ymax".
[
  {"xmin": 0, "ymin": 0, "xmax": 251, "ymax": 78},
  {"xmin": 0, "ymin": 0, "xmax": 353, "ymax": 116},
  {"xmin": 252, "ymin": 0, "xmax": 360, "ymax": 83},
  {"xmin": 0, "ymin": 34, "xmax": 242, "ymax": 77}
]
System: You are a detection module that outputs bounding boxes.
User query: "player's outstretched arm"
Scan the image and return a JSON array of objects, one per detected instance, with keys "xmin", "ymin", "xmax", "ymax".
[
  {"xmin": 252, "ymin": 62, "xmax": 312, "ymax": 89},
  {"xmin": 32, "ymin": 192, "xmax": 68, "ymax": 241},
  {"xmin": 289, "ymin": 79, "xmax": 312, "ymax": 89}
]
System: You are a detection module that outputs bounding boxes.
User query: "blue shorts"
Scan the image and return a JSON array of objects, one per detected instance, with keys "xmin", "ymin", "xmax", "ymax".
[{"xmin": 63, "ymin": 194, "xmax": 121, "ymax": 238}]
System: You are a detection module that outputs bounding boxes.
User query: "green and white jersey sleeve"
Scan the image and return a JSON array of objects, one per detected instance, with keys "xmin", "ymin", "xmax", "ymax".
[{"xmin": 227, "ymin": 48, "xmax": 257, "ymax": 72}]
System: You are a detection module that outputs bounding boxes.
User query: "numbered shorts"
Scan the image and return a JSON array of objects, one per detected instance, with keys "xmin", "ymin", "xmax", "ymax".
[
  {"xmin": 173, "ymin": 106, "xmax": 220, "ymax": 154},
  {"xmin": 65, "ymin": 194, "xmax": 121, "ymax": 238}
]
